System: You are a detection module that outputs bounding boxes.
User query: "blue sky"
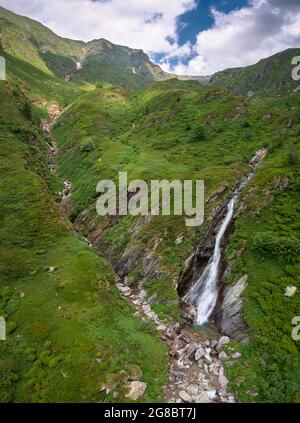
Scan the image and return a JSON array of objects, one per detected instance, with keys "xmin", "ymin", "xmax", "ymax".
[
  {"xmin": 178, "ymin": 0, "xmax": 249, "ymax": 46},
  {"xmin": 0, "ymin": 0, "xmax": 299, "ymax": 75}
]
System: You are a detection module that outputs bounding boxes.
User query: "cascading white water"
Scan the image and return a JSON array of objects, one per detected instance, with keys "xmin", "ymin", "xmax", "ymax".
[
  {"xmin": 184, "ymin": 149, "xmax": 267, "ymax": 326},
  {"xmin": 187, "ymin": 197, "xmax": 236, "ymax": 325}
]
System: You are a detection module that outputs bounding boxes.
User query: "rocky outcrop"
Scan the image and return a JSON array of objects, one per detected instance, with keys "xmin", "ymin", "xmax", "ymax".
[{"xmin": 218, "ymin": 275, "xmax": 248, "ymax": 341}]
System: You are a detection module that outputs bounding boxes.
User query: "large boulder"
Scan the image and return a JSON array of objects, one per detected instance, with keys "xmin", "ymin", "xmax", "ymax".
[{"xmin": 219, "ymin": 275, "xmax": 249, "ymax": 341}]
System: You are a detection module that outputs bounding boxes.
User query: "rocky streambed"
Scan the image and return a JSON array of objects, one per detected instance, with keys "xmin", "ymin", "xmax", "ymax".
[{"xmin": 115, "ymin": 277, "xmax": 237, "ymax": 403}]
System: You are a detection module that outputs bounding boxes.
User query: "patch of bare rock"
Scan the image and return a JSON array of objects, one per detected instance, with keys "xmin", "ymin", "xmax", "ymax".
[{"xmin": 116, "ymin": 278, "xmax": 237, "ymax": 403}]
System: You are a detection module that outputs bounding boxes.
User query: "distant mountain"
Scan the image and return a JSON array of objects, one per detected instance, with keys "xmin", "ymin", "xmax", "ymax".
[
  {"xmin": 210, "ymin": 48, "xmax": 300, "ymax": 96},
  {"xmin": 0, "ymin": 5, "xmax": 171, "ymax": 91}
]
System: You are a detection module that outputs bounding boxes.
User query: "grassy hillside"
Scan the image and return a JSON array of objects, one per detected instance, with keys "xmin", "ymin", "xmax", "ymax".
[
  {"xmin": 53, "ymin": 78, "xmax": 300, "ymax": 402},
  {"xmin": 0, "ymin": 4, "xmax": 299, "ymax": 404},
  {"xmin": 0, "ymin": 81, "xmax": 168, "ymax": 403},
  {"xmin": 211, "ymin": 48, "xmax": 300, "ymax": 97},
  {"xmin": 0, "ymin": 5, "xmax": 171, "ymax": 98}
]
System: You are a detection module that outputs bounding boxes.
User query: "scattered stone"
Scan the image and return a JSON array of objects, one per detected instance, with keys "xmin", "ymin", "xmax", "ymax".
[
  {"xmin": 127, "ymin": 365, "xmax": 143, "ymax": 381},
  {"xmin": 187, "ymin": 384, "xmax": 199, "ymax": 396},
  {"xmin": 216, "ymin": 336, "xmax": 230, "ymax": 353},
  {"xmin": 219, "ymin": 351, "xmax": 228, "ymax": 361},
  {"xmin": 157, "ymin": 324, "xmax": 167, "ymax": 332},
  {"xmin": 124, "ymin": 381, "xmax": 147, "ymax": 401},
  {"xmin": 124, "ymin": 276, "xmax": 135, "ymax": 287},
  {"xmin": 218, "ymin": 368, "xmax": 228, "ymax": 388},
  {"xmin": 184, "ymin": 342, "xmax": 197, "ymax": 359},
  {"xmin": 175, "ymin": 235, "xmax": 184, "ymax": 245},
  {"xmin": 284, "ymin": 286, "xmax": 297, "ymax": 297},
  {"xmin": 194, "ymin": 391, "xmax": 211, "ymax": 403},
  {"xmin": 211, "ymin": 340, "xmax": 218, "ymax": 348},
  {"xmin": 194, "ymin": 347, "xmax": 205, "ymax": 361},
  {"xmin": 207, "ymin": 390, "xmax": 217, "ymax": 400},
  {"xmin": 205, "ymin": 340, "xmax": 210, "ymax": 347},
  {"xmin": 48, "ymin": 267, "xmax": 55, "ymax": 274},
  {"xmin": 100, "ymin": 370, "xmax": 129, "ymax": 394},
  {"xmin": 179, "ymin": 390, "xmax": 192, "ymax": 403},
  {"xmin": 231, "ymin": 352, "xmax": 242, "ymax": 359}
]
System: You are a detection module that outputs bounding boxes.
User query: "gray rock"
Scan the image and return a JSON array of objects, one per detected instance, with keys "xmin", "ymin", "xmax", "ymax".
[
  {"xmin": 231, "ymin": 352, "xmax": 242, "ymax": 359},
  {"xmin": 124, "ymin": 381, "xmax": 147, "ymax": 401},
  {"xmin": 219, "ymin": 276, "xmax": 249, "ymax": 341},
  {"xmin": 179, "ymin": 390, "xmax": 192, "ymax": 403},
  {"xmin": 217, "ymin": 336, "xmax": 230, "ymax": 353},
  {"xmin": 218, "ymin": 368, "xmax": 228, "ymax": 388},
  {"xmin": 195, "ymin": 391, "xmax": 211, "ymax": 403},
  {"xmin": 194, "ymin": 347, "xmax": 205, "ymax": 361},
  {"xmin": 219, "ymin": 351, "xmax": 229, "ymax": 361},
  {"xmin": 187, "ymin": 384, "xmax": 199, "ymax": 396}
]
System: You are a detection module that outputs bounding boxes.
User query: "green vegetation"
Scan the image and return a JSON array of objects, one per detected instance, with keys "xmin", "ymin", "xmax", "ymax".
[
  {"xmin": 211, "ymin": 48, "xmax": 300, "ymax": 96},
  {"xmin": 0, "ymin": 81, "xmax": 167, "ymax": 403},
  {"xmin": 0, "ymin": 4, "xmax": 299, "ymax": 404}
]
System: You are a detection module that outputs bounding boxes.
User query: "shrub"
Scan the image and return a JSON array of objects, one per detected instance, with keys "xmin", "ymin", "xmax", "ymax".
[
  {"xmin": 253, "ymin": 232, "xmax": 300, "ymax": 263},
  {"xmin": 21, "ymin": 102, "xmax": 32, "ymax": 120},
  {"xmin": 79, "ymin": 138, "xmax": 96, "ymax": 152},
  {"xmin": 189, "ymin": 124, "xmax": 207, "ymax": 142}
]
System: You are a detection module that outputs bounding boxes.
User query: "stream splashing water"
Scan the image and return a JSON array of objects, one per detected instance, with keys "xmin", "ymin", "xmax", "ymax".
[{"xmin": 184, "ymin": 149, "xmax": 267, "ymax": 326}]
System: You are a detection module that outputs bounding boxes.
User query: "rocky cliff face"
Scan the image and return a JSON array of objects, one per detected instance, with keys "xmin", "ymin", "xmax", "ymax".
[{"xmin": 217, "ymin": 275, "xmax": 249, "ymax": 342}]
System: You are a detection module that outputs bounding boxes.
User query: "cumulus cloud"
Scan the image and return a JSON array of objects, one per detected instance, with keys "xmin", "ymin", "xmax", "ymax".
[
  {"xmin": 161, "ymin": 0, "xmax": 300, "ymax": 75},
  {"xmin": 0, "ymin": 0, "xmax": 299, "ymax": 76},
  {"xmin": 0, "ymin": 0, "xmax": 195, "ymax": 55}
]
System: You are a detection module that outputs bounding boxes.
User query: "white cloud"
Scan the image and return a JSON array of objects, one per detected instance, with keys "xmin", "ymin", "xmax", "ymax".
[
  {"xmin": 161, "ymin": 0, "xmax": 300, "ymax": 75},
  {"xmin": 1, "ymin": 0, "xmax": 299, "ymax": 76},
  {"xmin": 0, "ymin": 0, "xmax": 196, "ymax": 55}
]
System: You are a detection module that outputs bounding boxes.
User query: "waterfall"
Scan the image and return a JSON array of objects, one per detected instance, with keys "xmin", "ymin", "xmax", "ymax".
[
  {"xmin": 184, "ymin": 149, "xmax": 267, "ymax": 326},
  {"xmin": 186, "ymin": 197, "xmax": 236, "ymax": 325}
]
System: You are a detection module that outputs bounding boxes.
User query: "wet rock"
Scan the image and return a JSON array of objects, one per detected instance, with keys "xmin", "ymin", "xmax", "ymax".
[{"xmin": 124, "ymin": 276, "xmax": 135, "ymax": 287}]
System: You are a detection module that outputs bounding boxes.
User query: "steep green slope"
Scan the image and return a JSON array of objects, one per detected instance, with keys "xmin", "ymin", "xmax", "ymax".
[
  {"xmin": 0, "ymin": 81, "xmax": 167, "ymax": 403},
  {"xmin": 211, "ymin": 48, "xmax": 300, "ymax": 97},
  {"xmin": 0, "ymin": 5, "xmax": 171, "ymax": 97},
  {"xmin": 53, "ymin": 79, "xmax": 300, "ymax": 402}
]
